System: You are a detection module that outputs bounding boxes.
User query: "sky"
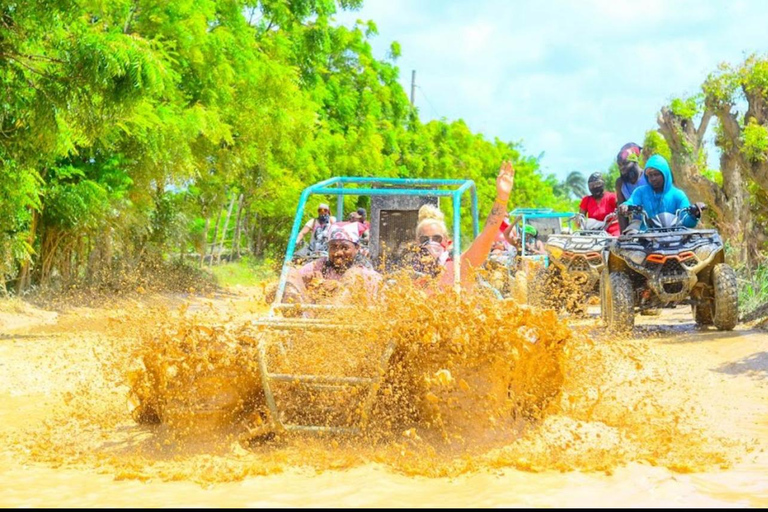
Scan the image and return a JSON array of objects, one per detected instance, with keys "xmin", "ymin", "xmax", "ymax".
[{"xmin": 333, "ymin": 0, "xmax": 768, "ymax": 181}]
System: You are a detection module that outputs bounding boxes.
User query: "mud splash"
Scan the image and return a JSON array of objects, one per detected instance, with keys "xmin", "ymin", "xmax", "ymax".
[{"xmin": 2, "ymin": 281, "xmax": 742, "ymax": 485}]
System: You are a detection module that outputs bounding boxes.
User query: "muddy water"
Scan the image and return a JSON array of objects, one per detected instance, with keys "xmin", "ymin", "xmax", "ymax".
[{"xmin": 1, "ymin": 291, "xmax": 768, "ymax": 507}]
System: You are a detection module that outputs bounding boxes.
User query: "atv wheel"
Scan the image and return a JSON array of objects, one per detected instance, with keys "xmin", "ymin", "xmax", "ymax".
[
  {"xmin": 712, "ymin": 263, "xmax": 738, "ymax": 331},
  {"xmin": 599, "ymin": 269, "xmax": 608, "ymax": 325},
  {"xmin": 602, "ymin": 271, "xmax": 635, "ymax": 333},
  {"xmin": 693, "ymin": 301, "xmax": 713, "ymax": 326}
]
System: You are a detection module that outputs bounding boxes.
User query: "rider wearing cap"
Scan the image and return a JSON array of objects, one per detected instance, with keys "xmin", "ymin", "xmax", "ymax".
[
  {"xmin": 579, "ymin": 172, "xmax": 620, "ymax": 236},
  {"xmin": 618, "ymin": 154, "xmax": 700, "ymax": 229},
  {"xmin": 296, "ymin": 203, "xmax": 337, "ymax": 250},
  {"xmin": 287, "ymin": 221, "xmax": 382, "ymax": 303}
]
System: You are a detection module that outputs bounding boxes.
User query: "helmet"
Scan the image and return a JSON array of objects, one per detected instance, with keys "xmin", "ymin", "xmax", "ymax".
[
  {"xmin": 523, "ymin": 224, "xmax": 538, "ymax": 237},
  {"xmin": 617, "ymin": 143, "xmax": 642, "ymax": 165}
]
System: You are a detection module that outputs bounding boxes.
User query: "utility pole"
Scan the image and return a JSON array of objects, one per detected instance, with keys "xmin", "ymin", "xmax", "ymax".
[{"xmin": 410, "ymin": 69, "xmax": 416, "ymax": 107}]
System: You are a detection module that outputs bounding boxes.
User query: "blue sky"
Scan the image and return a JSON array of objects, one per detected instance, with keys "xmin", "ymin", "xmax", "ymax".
[{"xmin": 334, "ymin": 0, "xmax": 768, "ymax": 181}]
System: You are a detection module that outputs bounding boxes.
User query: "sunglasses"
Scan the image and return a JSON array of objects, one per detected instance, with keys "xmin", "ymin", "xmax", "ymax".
[
  {"xmin": 419, "ymin": 234, "xmax": 444, "ymax": 245},
  {"xmin": 318, "ymin": 209, "xmax": 330, "ymax": 214}
]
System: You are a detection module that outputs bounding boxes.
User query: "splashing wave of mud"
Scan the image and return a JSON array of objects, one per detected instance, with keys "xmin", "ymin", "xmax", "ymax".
[{"xmin": 7, "ymin": 279, "xmax": 740, "ymax": 483}]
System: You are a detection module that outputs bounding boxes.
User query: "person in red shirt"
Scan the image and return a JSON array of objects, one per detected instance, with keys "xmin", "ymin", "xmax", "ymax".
[{"xmin": 579, "ymin": 172, "xmax": 620, "ymax": 236}]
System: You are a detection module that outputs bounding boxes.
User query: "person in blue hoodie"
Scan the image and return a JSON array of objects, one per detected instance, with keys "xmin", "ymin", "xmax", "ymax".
[{"xmin": 618, "ymin": 154, "xmax": 701, "ymax": 229}]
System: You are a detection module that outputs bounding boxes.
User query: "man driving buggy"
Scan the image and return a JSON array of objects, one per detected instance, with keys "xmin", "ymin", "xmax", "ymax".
[
  {"xmin": 618, "ymin": 154, "xmax": 702, "ymax": 230},
  {"xmin": 285, "ymin": 221, "xmax": 382, "ymax": 304}
]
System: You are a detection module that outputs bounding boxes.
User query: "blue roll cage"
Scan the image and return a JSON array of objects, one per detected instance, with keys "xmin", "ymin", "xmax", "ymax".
[{"xmin": 273, "ymin": 177, "xmax": 480, "ymax": 307}]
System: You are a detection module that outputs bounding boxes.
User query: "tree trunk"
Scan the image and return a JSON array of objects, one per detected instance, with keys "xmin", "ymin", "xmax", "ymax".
[
  {"xmin": 232, "ymin": 194, "xmax": 245, "ymax": 260},
  {"xmin": 657, "ymin": 106, "xmax": 755, "ymax": 264},
  {"xmin": 16, "ymin": 207, "xmax": 39, "ymax": 294},
  {"xmin": 254, "ymin": 213, "xmax": 263, "ymax": 257},
  {"xmin": 708, "ymin": 100, "xmax": 765, "ymax": 264},
  {"xmin": 200, "ymin": 217, "xmax": 210, "ymax": 268},
  {"xmin": 216, "ymin": 195, "xmax": 236, "ymax": 265},
  {"xmin": 208, "ymin": 208, "xmax": 223, "ymax": 268}
]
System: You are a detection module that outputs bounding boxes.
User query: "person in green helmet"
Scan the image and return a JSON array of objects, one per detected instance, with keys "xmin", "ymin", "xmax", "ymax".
[{"xmin": 522, "ymin": 224, "xmax": 546, "ymax": 255}]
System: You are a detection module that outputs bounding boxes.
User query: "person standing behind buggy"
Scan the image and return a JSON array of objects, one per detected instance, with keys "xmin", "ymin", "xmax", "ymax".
[{"xmin": 296, "ymin": 203, "xmax": 336, "ymax": 254}]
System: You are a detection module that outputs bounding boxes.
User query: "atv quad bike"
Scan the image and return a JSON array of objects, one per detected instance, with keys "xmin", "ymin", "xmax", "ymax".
[
  {"xmin": 505, "ymin": 208, "xmax": 577, "ymax": 306},
  {"xmin": 529, "ymin": 213, "xmax": 616, "ymax": 313},
  {"xmin": 601, "ymin": 204, "xmax": 738, "ymax": 332}
]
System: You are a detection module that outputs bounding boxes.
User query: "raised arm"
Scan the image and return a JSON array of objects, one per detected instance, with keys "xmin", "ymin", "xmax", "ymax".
[{"xmin": 461, "ymin": 161, "xmax": 515, "ymax": 269}]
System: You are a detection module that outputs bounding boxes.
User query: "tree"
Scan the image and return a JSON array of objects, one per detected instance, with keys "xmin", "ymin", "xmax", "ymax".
[
  {"xmin": 654, "ymin": 54, "xmax": 768, "ymax": 264},
  {"xmin": 554, "ymin": 171, "xmax": 587, "ymax": 200}
]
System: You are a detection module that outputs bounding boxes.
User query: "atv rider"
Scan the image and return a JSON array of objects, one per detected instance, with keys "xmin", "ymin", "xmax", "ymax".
[
  {"xmin": 579, "ymin": 172, "xmax": 620, "ymax": 236},
  {"xmin": 614, "ymin": 142, "xmax": 647, "ymax": 232},
  {"xmin": 618, "ymin": 154, "xmax": 701, "ymax": 230},
  {"xmin": 411, "ymin": 160, "xmax": 515, "ymax": 289},
  {"xmin": 296, "ymin": 203, "xmax": 336, "ymax": 254},
  {"xmin": 286, "ymin": 221, "xmax": 381, "ymax": 304}
]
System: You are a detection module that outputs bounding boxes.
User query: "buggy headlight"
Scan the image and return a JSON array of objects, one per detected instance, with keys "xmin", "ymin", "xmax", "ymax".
[
  {"xmin": 693, "ymin": 244, "xmax": 716, "ymax": 262},
  {"xmin": 625, "ymin": 250, "xmax": 646, "ymax": 265}
]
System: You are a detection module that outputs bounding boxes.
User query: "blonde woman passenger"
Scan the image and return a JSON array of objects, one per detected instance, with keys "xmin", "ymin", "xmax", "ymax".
[{"xmin": 413, "ymin": 161, "xmax": 515, "ymax": 289}]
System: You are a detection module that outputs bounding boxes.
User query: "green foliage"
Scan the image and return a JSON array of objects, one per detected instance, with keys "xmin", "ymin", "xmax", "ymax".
[
  {"xmin": 603, "ymin": 162, "xmax": 620, "ymax": 193},
  {"xmin": 0, "ymin": 0, "xmax": 574, "ymax": 293},
  {"xmin": 210, "ymin": 255, "xmax": 276, "ymax": 287},
  {"xmin": 669, "ymin": 95, "xmax": 702, "ymax": 119},
  {"xmin": 642, "ymin": 130, "xmax": 672, "ymax": 162},
  {"xmin": 742, "ymin": 119, "xmax": 768, "ymax": 162},
  {"xmin": 702, "ymin": 62, "xmax": 740, "ymax": 109},
  {"xmin": 553, "ymin": 171, "xmax": 587, "ymax": 200},
  {"xmin": 736, "ymin": 260, "xmax": 768, "ymax": 318}
]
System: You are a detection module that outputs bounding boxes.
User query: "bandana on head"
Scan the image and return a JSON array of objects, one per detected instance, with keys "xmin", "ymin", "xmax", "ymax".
[
  {"xmin": 617, "ymin": 143, "xmax": 642, "ymax": 165},
  {"xmin": 328, "ymin": 222, "xmax": 360, "ymax": 244}
]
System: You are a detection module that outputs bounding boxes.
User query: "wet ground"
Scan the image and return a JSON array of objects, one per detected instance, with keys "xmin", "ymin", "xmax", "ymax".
[{"xmin": 1, "ymin": 290, "xmax": 767, "ymax": 507}]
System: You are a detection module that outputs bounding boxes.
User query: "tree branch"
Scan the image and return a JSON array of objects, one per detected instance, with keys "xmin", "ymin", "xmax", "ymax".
[{"xmin": 696, "ymin": 108, "xmax": 713, "ymax": 141}]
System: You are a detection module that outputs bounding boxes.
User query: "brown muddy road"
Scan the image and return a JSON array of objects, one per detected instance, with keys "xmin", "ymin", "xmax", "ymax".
[{"xmin": 0, "ymin": 290, "xmax": 767, "ymax": 508}]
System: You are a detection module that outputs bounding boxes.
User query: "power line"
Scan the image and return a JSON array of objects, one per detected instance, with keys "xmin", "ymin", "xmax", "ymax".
[{"xmin": 416, "ymin": 85, "xmax": 441, "ymax": 119}]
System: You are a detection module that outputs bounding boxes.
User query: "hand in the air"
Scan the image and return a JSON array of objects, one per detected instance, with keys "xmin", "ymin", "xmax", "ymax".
[{"xmin": 496, "ymin": 161, "xmax": 515, "ymax": 202}]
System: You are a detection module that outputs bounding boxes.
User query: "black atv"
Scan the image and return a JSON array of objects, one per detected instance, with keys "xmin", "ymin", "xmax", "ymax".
[{"xmin": 601, "ymin": 204, "xmax": 738, "ymax": 332}]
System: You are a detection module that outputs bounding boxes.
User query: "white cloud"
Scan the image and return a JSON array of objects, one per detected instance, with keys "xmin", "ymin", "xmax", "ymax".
[{"xmin": 335, "ymin": 0, "xmax": 768, "ymax": 180}]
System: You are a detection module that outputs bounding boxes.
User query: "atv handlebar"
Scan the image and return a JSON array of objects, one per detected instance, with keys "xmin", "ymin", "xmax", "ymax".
[
  {"xmin": 621, "ymin": 204, "xmax": 644, "ymax": 216},
  {"xmin": 684, "ymin": 203, "xmax": 706, "ymax": 219},
  {"xmin": 618, "ymin": 202, "xmax": 708, "ymax": 232}
]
